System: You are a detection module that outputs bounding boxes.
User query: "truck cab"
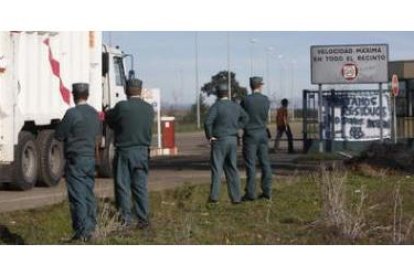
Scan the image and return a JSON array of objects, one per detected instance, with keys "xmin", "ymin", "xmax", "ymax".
[
  {"xmin": 97, "ymin": 44, "xmax": 133, "ymax": 178},
  {"xmin": 0, "ymin": 32, "xmax": 133, "ymax": 190}
]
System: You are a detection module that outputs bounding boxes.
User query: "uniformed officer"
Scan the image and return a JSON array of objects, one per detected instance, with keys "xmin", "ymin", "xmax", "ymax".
[
  {"xmin": 204, "ymin": 83, "xmax": 249, "ymax": 204},
  {"xmin": 241, "ymin": 77, "xmax": 273, "ymax": 201},
  {"xmin": 55, "ymin": 83, "xmax": 101, "ymax": 242},
  {"xmin": 105, "ymin": 78, "xmax": 154, "ymax": 229}
]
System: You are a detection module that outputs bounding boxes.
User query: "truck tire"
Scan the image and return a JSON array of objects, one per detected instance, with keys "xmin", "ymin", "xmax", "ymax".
[
  {"xmin": 97, "ymin": 131, "xmax": 115, "ymax": 178},
  {"xmin": 11, "ymin": 131, "xmax": 39, "ymax": 191},
  {"xmin": 36, "ymin": 130, "xmax": 64, "ymax": 187}
]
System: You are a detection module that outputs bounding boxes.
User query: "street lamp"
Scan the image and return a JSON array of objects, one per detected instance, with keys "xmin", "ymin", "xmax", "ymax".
[
  {"xmin": 290, "ymin": 59, "xmax": 296, "ymax": 107},
  {"xmin": 227, "ymin": 32, "xmax": 231, "ymax": 99},
  {"xmin": 249, "ymin": 38, "xmax": 257, "ymax": 76},
  {"xmin": 290, "ymin": 59, "xmax": 297, "ymax": 120},
  {"xmin": 266, "ymin": 46, "xmax": 274, "ymax": 123},
  {"xmin": 266, "ymin": 46, "xmax": 274, "ymax": 97},
  {"xmin": 272, "ymin": 53, "xmax": 284, "ymax": 101},
  {"xmin": 194, "ymin": 32, "xmax": 200, "ymax": 129}
]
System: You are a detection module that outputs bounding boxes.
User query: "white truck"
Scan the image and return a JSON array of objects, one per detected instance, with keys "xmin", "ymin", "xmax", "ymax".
[{"xmin": 0, "ymin": 31, "xmax": 132, "ymax": 190}]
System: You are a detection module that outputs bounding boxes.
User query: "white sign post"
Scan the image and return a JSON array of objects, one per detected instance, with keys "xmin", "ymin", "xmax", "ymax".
[
  {"xmin": 141, "ymin": 88, "xmax": 162, "ymax": 149},
  {"xmin": 391, "ymin": 74, "xmax": 400, "ymax": 144}
]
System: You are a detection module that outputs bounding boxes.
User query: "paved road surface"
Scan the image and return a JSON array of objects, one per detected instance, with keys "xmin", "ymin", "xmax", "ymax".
[{"xmin": 0, "ymin": 129, "xmax": 308, "ymax": 213}]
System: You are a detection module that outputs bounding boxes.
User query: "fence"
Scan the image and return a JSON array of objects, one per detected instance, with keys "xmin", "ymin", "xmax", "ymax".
[{"xmin": 302, "ymin": 89, "xmax": 396, "ymax": 152}]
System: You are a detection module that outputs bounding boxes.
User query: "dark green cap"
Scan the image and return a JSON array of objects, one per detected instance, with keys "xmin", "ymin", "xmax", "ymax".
[
  {"xmin": 216, "ymin": 83, "xmax": 229, "ymax": 93},
  {"xmin": 127, "ymin": 78, "xmax": 143, "ymax": 89},
  {"xmin": 126, "ymin": 78, "xmax": 143, "ymax": 96},
  {"xmin": 72, "ymin": 83, "xmax": 89, "ymax": 95},
  {"xmin": 249, "ymin": 76, "xmax": 264, "ymax": 87}
]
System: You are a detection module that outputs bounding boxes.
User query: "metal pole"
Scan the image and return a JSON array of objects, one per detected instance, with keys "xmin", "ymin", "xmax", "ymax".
[
  {"xmin": 303, "ymin": 90, "xmax": 308, "ymax": 152},
  {"xmin": 266, "ymin": 49, "xmax": 270, "ymax": 96},
  {"xmin": 195, "ymin": 32, "xmax": 200, "ymax": 129},
  {"xmin": 249, "ymin": 38, "xmax": 256, "ymax": 76},
  {"xmin": 291, "ymin": 60, "xmax": 295, "ymax": 121},
  {"xmin": 318, "ymin": 84, "xmax": 323, "ymax": 153},
  {"xmin": 266, "ymin": 48, "xmax": 271, "ymax": 123},
  {"xmin": 394, "ymin": 95, "xmax": 398, "ymax": 144},
  {"xmin": 250, "ymin": 40, "xmax": 253, "ymax": 76},
  {"xmin": 379, "ymin": 83, "xmax": 383, "ymax": 143},
  {"xmin": 227, "ymin": 32, "xmax": 231, "ymax": 99},
  {"xmin": 408, "ymin": 80, "xmax": 413, "ymax": 117},
  {"xmin": 278, "ymin": 56, "xmax": 283, "ymax": 100},
  {"xmin": 157, "ymin": 96, "xmax": 161, "ymax": 149},
  {"xmin": 179, "ymin": 68, "xmax": 183, "ymax": 106},
  {"xmin": 290, "ymin": 60, "xmax": 294, "ymax": 97}
]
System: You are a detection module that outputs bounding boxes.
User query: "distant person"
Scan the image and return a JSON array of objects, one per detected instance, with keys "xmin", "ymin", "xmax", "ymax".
[
  {"xmin": 240, "ymin": 76, "xmax": 273, "ymax": 201},
  {"xmin": 204, "ymin": 83, "xmax": 249, "ymax": 204},
  {"xmin": 105, "ymin": 79, "xmax": 154, "ymax": 229},
  {"xmin": 55, "ymin": 83, "xmax": 101, "ymax": 242},
  {"xmin": 274, "ymin": 98, "xmax": 294, "ymax": 154}
]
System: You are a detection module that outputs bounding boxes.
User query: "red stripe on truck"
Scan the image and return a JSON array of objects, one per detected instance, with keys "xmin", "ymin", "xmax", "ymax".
[{"xmin": 43, "ymin": 38, "xmax": 71, "ymax": 105}]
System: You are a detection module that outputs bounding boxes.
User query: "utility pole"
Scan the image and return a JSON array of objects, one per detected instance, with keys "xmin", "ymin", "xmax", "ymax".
[
  {"xmin": 291, "ymin": 59, "xmax": 296, "ymax": 121},
  {"xmin": 266, "ymin": 47, "xmax": 273, "ymax": 123},
  {"xmin": 195, "ymin": 32, "xmax": 200, "ymax": 129},
  {"xmin": 249, "ymin": 38, "xmax": 257, "ymax": 76},
  {"xmin": 227, "ymin": 32, "xmax": 231, "ymax": 99}
]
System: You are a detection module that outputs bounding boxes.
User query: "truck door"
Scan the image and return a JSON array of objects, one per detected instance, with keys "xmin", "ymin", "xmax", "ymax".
[{"xmin": 108, "ymin": 55, "xmax": 127, "ymax": 107}]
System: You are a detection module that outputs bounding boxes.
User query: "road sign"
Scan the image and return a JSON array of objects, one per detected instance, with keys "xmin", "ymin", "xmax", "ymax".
[
  {"xmin": 391, "ymin": 74, "xmax": 399, "ymax": 97},
  {"xmin": 310, "ymin": 44, "xmax": 389, "ymax": 84}
]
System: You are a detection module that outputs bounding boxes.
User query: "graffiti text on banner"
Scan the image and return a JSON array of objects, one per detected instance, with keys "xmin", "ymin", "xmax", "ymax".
[{"xmin": 323, "ymin": 92, "xmax": 391, "ymax": 141}]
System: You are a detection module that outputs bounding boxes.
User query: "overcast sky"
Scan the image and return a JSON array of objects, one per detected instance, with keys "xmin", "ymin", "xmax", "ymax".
[{"xmin": 103, "ymin": 32, "xmax": 414, "ymax": 107}]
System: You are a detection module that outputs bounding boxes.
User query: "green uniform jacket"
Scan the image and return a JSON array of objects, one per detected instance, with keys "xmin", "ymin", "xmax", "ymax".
[
  {"xmin": 240, "ymin": 92, "xmax": 270, "ymax": 133},
  {"xmin": 204, "ymin": 98, "xmax": 249, "ymax": 139},
  {"xmin": 106, "ymin": 97, "xmax": 155, "ymax": 148},
  {"xmin": 55, "ymin": 104, "xmax": 101, "ymax": 157}
]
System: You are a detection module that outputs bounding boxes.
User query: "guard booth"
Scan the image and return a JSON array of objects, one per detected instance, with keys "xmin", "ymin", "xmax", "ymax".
[{"xmin": 389, "ymin": 60, "xmax": 414, "ymax": 140}]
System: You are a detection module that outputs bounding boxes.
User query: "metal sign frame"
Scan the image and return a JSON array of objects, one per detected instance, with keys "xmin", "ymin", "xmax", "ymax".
[
  {"xmin": 310, "ymin": 43, "xmax": 390, "ymax": 152},
  {"xmin": 311, "ymin": 43, "xmax": 389, "ymax": 85}
]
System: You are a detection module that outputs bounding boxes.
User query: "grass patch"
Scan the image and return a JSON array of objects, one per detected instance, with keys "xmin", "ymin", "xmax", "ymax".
[
  {"xmin": 294, "ymin": 152, "xmax": 345, "ymax": 162},
  {"xmin": 1, "ymin": 171, "xmax": 414, "ymax": 245}
]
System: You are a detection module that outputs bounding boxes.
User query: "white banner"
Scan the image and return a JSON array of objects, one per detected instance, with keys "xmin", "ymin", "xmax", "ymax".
[{"xmin": 324, "ymin": 92, "xmax": 391, "ymax": 141}]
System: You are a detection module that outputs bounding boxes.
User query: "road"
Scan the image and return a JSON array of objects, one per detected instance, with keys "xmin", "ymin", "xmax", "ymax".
[{"xmin": 0, "ymin": 127, "xmax": 308, "ymax": 213}]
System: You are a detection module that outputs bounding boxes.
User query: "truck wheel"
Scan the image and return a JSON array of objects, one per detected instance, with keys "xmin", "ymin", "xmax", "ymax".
[
  {"xmin": 97, "ymin": 132, "xmax": 115, "ymax": 178},
  {"xmin": 11, "ymin": 131, "xmax": 39, "ymax": 190},
  {"xmin": 36, "ymin": 130, "xmax": 64, "ymax": 187}
]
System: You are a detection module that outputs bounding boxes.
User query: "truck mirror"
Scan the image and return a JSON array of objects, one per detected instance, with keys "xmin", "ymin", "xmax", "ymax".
[
  {"xmin": 102, "ymin": 52, "xmax": 109, "ymax": 76},
  {"xmin": 128, "ymin": 69, "xmax": 135, "ymax": 80}
]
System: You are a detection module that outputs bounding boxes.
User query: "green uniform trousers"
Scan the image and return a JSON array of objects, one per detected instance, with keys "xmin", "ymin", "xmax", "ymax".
[
  {"xmin": 65, "ymin": 156, "xmax": 97, "ymax": 239},
  {"xmin": 210, "ymin": 136, "xmax": 242, "ymax": 203},
  {"xmin": 114, "ymin": 146, "xmax": 149, "ymax": 224},
  {"xmin": 243, "ymin": 129, "xmax": 273, "ymax": 199}
]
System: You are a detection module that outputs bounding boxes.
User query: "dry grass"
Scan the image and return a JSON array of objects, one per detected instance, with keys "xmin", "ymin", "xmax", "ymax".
[
  {"xmin": 94, "ymin": 199, "xmax": 122, "ymax": 240},
  {"xmin": 2, "ymin": 171, "xmax": 414, "ymax": 245},
  {"xmin": 318, "ymin": 164, "xmax": 366, "ymax": 241},
  {"xmin": 392, "ymin": 185, "xmax": 414, "ymax": 244},
  {"xmin": 352, "ymin": 163, "xmax": 390, "ymax": 180}
]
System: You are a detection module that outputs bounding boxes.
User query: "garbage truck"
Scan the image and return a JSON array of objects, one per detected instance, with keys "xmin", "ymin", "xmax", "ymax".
[{"xmin": 0, "ymin": 31, "xmax": 132, "ymax": 190}]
